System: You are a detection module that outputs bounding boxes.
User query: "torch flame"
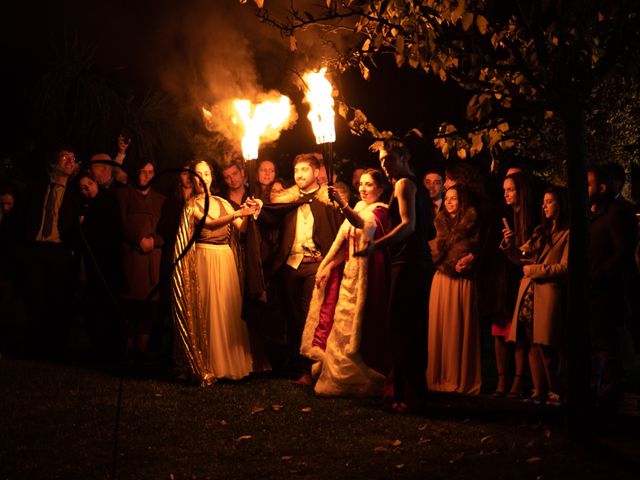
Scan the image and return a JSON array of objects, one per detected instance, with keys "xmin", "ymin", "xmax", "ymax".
[
  {"xmin": 232, "ymin": 95, "xmax": 293, "ymax": 161},
  {"xmin": 303, "ymin": 68, "xmax": 336, "ymax": 144}
]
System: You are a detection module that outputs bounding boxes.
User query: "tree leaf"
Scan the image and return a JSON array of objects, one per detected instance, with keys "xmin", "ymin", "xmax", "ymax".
[
  {"xmin": 476, "ymin": 15, "xmax": 488, "ymax": 34},
  {"xmin": 374, "ymin": 32, "xmax": 384, "ymax": 49},
  {"xmin": 337, "ymin": 102, "xmax": 349, "ymax": 120},
  {"xmin": 451, "ymin": 0, "xmax": 466, "ymax": 24},
  {"xmin": 470, "ymin": 132, "xmax": 484, "ymax": 155},
  {"xmin": 462, "ymin": 12, "xmax": 474, "ymax": 31},
  {"xmin": 395, "ymin": 35, "xmax": 406, "ymax": 67},
  {"xmin": 489, "ymin": 129, "xmax": 502, "ymax": 148},
  {"xmin": 359, "ymin": 62, "xmax": 370, "ymax": 80}
]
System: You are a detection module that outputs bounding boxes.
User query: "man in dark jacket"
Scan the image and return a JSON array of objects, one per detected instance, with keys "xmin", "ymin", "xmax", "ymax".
[{"xmin": 588, "ymin": 165, "xmax": 636, "ymax": 411}]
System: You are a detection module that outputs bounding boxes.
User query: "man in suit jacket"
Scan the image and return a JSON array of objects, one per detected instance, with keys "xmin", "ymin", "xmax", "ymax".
[
  {"xmin": 423, "ymin": 167, "xmax": 445, "ymax": 219},
  {"xmin": 588, "ymin": 165, "xmax": 636, "ymax": 411},
  {"xmin": 20, "ymin": 146, "xmax": 80, "ymax": 358},
  {"xmin": 257, "ymin": 153, "xmax": 342, "ymax": 383}
]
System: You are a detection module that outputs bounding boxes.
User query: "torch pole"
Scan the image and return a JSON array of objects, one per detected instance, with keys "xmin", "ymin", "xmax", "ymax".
[
  {"xmin": 245, "ymin": 158, "xmax": 257, "ymax": 199},
  {"xmin": 322, "ymin": 142, "xmax": 334, "ymax": 186}
]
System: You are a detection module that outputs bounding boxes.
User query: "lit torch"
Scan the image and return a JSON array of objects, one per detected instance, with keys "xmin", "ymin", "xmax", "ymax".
[
  {"xmin": 303, "ymin": 68, "xmax": 336, "ymax": 185},
  {"xmin": 231, "ymin": 95, "xmax": 293, "ymax": 195}
]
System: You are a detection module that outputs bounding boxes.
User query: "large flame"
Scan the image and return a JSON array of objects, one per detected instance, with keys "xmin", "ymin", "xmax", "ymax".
[
  {"xmin": 303, "ymin": 68, "xmax": 336, "ymax": 144},
  {"xmin": 232, "ymin": 95, "xmax": 293, "ymax": 160}
]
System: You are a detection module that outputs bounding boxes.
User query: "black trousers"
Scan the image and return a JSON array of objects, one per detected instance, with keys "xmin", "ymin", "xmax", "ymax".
[
  {"xmin": 281, "ymin": 262, "xmax": 319, "ymax": 374},
  {"xmin": 22, "ymin": 242, "xmax": 75, "ymax": 357},
  {"xmin": 388, "ymin": 260, "xmax": 432, "ymax": 404}
]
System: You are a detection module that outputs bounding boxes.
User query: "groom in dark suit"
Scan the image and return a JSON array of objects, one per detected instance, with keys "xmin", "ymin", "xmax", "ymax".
[{"xmin": 256, "ymin": 153, "xmax": 342, "ymax": 383}]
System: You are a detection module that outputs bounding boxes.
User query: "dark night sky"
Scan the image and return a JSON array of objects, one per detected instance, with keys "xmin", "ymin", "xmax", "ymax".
[{"xmin": 2, "ymin": 0, "xmax": 467, "ymax": 173}]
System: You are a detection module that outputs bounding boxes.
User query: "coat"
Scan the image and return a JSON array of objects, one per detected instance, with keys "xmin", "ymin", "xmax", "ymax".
[
  {"xmin": 431, "ymin": 207, "xmax": 479, "ymax": 278},
  {"xmin": 507, "ymin": 227, "xmax": 569, "ymax": 347},
  {"xmin": 116, "ymin": 184, "xmax": 165, "ymax": 301}
]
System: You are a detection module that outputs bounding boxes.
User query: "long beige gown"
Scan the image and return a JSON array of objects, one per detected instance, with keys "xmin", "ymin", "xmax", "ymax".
[{"xmin": 427, "ymin": 271, "xmax": 481, "ymax": 395}]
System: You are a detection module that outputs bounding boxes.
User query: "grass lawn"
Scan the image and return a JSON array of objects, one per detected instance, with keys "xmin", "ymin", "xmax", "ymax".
[{"xmin": 1, "ymin": 358, "xmax": 639, "ymax": 480}]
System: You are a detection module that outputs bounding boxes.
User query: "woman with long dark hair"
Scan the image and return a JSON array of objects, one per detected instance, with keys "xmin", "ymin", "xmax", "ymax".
[
  {"xmin": 504, "ymin": 186, "xmax": 569, "ymax": 405},
  {"xmin": 496, "ymin": 172, "xmax": 537, "ymax": 398},
  {"xmin": 301, "ymin": 169, "xmax": 391, "ymax": 396},
  {"xmin": 427, "ymin": 185, "xmax": 481, "ymax": 394},
  {"xmin": 253, "ymin": 159, "xmax": 277, "ymax": 202}
]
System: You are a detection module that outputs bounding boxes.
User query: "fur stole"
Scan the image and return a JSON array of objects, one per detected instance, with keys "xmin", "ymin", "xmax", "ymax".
[
  {"xmin": 432, "ymin": 207, "xmax": 479, "ymax": 277},
  {"xmin": 271, "ymin": 184, "xmax": 333, "ymax": 206}
]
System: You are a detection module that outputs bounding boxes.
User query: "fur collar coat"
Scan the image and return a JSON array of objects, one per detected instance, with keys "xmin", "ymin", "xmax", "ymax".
[{"xmin": 431, "ymin": 207, "xmax": 479, "ymax": 278}]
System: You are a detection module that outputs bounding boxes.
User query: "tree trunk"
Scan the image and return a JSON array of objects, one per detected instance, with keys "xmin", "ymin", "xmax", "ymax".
[{"xmin": 561, "ymin": 103, "xmax": 593, "ymax": 439}]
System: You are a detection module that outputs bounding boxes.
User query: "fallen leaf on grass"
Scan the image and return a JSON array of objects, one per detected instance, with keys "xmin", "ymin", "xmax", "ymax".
[
  {"xmin": 480, "ymin": 435, "xmax": 494, "ymax": 444},
  {"xmin": 251, "ymin": 406, "xmax": 265, "ymax": 415},
  {"xmin": 395, "ymin": 464, "xmax": 405, "ymax": 470},
  {"xmin": 301, "ymin": 407, "xmax": 312, "ymax": 413},
  {"xmin": 526, "ymin": 456, "xmax": 542, "ymax": 463},
  {"xmin": 154, "ymin": 394, "xmax": 162, "ymax": 398},
  {"xmin": 271, "ymin": 404, "xmax": 284, "ymax": 411},
  {"xmin": 526, "ymin": 440, "xmax": 535, "ymax": 448},
  {"xmin": 418, "ymin": 423, "xmax": 428, "ymax": 431},
  {"xmin": 391, "ymin": 439, "xmax": 402, "ymax": 447},
  {"xmin": 373, "ymin": 446, "xmax": 391, "ymax": 454},
  {"xmin": 281, "ymin": 456, "xmax": 293, "ymax": 461},
  {"xmin": 480, "ymin": 449, "xmax": 500, "ymax": 456},
  {"xmin": 218, "ymin": 420, "xmax": 228, "ymax": 426},
  {"xmin": 449, "ymin": 452, "xmax": 464, "ymax": 464},
  {"xmin": 418, "ymin": 437, "xmax": 431, "ymax": 445},
  {"xmin": 235, "ymin": 435, "xmax": 253, "ymax": 442}
]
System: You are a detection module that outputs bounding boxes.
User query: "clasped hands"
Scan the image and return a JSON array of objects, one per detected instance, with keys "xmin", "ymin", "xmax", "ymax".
[
  {"xmin": 455, "ymin": 252, "xmax": 474, "ymax": 273},
  {"xmin": 139, "ymin": 235, "xmax": 154, "ymax": 253},
  {"xmin": 236, "ymin": 198, "xmax": 262, "ymax": 218}
]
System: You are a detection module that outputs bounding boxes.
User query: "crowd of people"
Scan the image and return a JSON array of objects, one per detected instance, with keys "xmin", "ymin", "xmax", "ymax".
[{"xmin": 0, "ymin": 135, "xmax": 639, "ymax": 415}]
